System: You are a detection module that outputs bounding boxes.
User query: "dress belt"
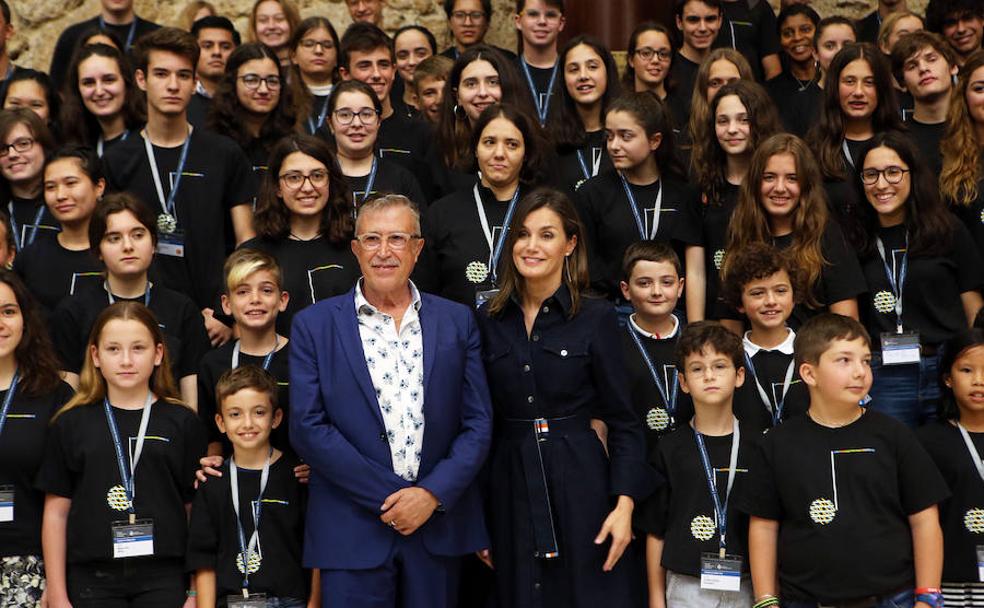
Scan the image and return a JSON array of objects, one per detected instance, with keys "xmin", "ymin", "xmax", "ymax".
[{"xmin": 501, "ymin": 414, "xmax": 591, "ymax": 560}]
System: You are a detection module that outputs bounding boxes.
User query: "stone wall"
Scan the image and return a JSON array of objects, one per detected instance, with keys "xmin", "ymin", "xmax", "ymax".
[{"xmin": 9, "ymin": 0, "xmax": 930, "ymax": 72}]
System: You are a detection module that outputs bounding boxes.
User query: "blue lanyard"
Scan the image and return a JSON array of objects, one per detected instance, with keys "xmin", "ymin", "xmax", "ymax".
[
  {"xmin": 743, "ymin": 352, "xmax": 795, "ymax": 427},
  {"xmin": 519, "ymin": 58, "xmax": 559, "ymax": 126},
  {"xmin": 474, "ymin": 185, "xmax": 521, "ymax": 285},
  {"xmin": 103, "ymin": 393, "xmax": 154, "ymax": 520},
  {"xmin": 618, "ymin": 173, "xmax": 661, "ymax": 240},
  {"xmin": 0, "ymin": 371, "xmax": 21, "ymax": 438},
  {"xmin": 307, "ymin": 97, "xmax": 331, "ymax": 134},
  {"xmin": 230, "ymin": 450, "xmax": 271, "ymax": 593},
  {"xmin": 576, "ymin": 147, "xmax": 603, "ymax": 182},
  {"xmin": 99, "ymin": 16, "xmax": 138, "ymax": 52},
  {"xmin": 232, "ymin": 338, "xmax": 278, "ymax": 370},
  {"xmin": 627, "ymin": 325, "xmax": 678, "ymax": 418},
  {"xmin": 97, "ymin": 129, "xmax": 130, "ymax": 158},
  {"xmin": 8, "ymin": 202, "xmax": 46, "ymax": 251},
  {"xmin": 105, "ymin": 281, "xmax": 152, "ymax": 306},
  {"xmin": 875, "ymin": 233, "xmax": 908, "ymax": 334},
  {"xmin": 143, "ymin": 129, "xmax": 193, "ymax": 220},
  {"xmin": 693, "ymin": 417, "xmax": 740, "ymax": 557},
  {"xmin": 359, "ymin": 158, "xmax": 379, "ymax": 205}
]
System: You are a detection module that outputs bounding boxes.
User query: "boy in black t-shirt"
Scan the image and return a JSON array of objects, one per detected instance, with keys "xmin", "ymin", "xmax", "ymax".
[
  {"xmin": 739, "ymin": 314, "xmax": 949, "ymax": 608},
  {"xmin": 188, "ymin": 366, "xmax": 316, "ymax": 608},
  {"xmin": 642, "ymin": 322, "xmax": 753, "ymax": 607},
  {"xmin": 722, "ymin": 243, "xmax": 809, "ymax": 433}
]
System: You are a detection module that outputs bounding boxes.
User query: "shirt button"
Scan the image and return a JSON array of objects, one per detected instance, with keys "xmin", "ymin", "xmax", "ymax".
[
  {"xmin": 560, "ymin": 349, "xmax": 568, "ymax": 357},
  {"xmin": 523, "ymin": 364, "xmax": 530, "ymax": 373},
  {"xmin": 379, "ymin": 433, "xmax": 387, "ymax": 442},
  {"xmin": 542, "ymin": 306, "xmax": 550, "ymax": 313},
  {"xmin": 527, "ymin": 395, "xmax": 535, "ymax": 403},
  {"xmin": 532, "ymin": 334, "xmax": 540, "ymax": 342}
]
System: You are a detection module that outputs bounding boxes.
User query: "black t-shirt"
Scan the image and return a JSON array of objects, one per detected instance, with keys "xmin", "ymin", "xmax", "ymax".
[
  {"xmin": 858, "ymin": 222, "xmax": 983, "ymax": 349},
  {"xmin": 7, "ymin": 195, "xmax": 59, "ymax": 247},
  {"xmin": 640, "ymin": 423, "xmax": 753, "ymax": 576},
  {"xmin": 766, "ymin": 73, "xmax": 822, "ymax": 138},
  {"xmin": 715, "ymin": 0, "xmax": 780, "ymax": 82},
  {"xmin": 695, "ymin": 182, "xmax": 739, "ymax": 318},
  {"xmin": 344, "ymin": 156, "xmax": 428, "ymax": 210},
  {"xmin": 103, "ymin": 129, "xmax": 257, "ymax": 310},
  {"xmin": 0, "ymin": 381, "xmax": 75, "ymax": 557},
  {"xmin": 49, "ymin": 16, "xmax": 161, "ymax": 92},
  {"xmin": 376, "ymin": 111, "xmax": 440, "ymax": 201},
  {"xmin": 197, "ymin": 341, "xmax": 292, "ymax": 455},
  {"xmin": 13, "ymin": 238, "xmax": 102, "ymax": 315},
  {"xmin": 514, "ymin": 57, "xmax": 563, "ymax": 129},
  {"xmin": 952, "ymin": 184, "xmax": 984, "ymax": 261},
  {"xmin": 576, "ymin": 171, "xmax": 702, "ymax": 301},
  {"xmin": 917, "ymin": 421, "xmax": 984, "ymax": 583},
  {"xmin": 238, "ymin": 236, "xmax": 360, "ymax": 335},
  {"xmin": 905, "ymin": 119, "xmax": 946, "ymax": 176},
  {"xmin": 187, "ymin": 455, "xmax": 308, "ymax": 603},
  {"xmin": 51, "ymin": 281, "xmax": 210, "ymax": 378},
  {"xmin": 733, "ymin": 332, "xmax": 809, "ymax": 434},
  {"xmin": 187, "ymin": 93, "xmax": 212, "ymax": 130},
  {"xmin": 667, "ymin": 54, "xmax": 700, "ymax": 130},
  {"xmin": 619, "ymin": 318, "xmax": 694, "ymax": 459},
  {"xmin": 856, "ymin": 11, "xmax": 881, "ymax": 45},
  {"xmin": 416, "ymin": 183, "xmax": 521, "ymax": 306},
  {"xmin": 556, "ymin": 130, "xmax": 613, "ymax": 195},
  {"xmin": 36, "ymin": 399, "xmax": 206, "ymax": 564},
  {"xmin": 736, "ymin": 410, "xmax": 950, "ymax": 602},
  {"xmin": 305, "ymin": 93, "xmax": 331, "ymax": 135}
]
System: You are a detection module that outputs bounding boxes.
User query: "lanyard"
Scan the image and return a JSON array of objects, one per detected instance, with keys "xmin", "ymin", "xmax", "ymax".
[
  {"xmin": 99, "ymin": 16, "xmax": 138, "ymax": 52},
  {"xmin": 230, "ymin": 450, "xmax": 271, "ymax": 594},
  {"xmin": 105, "ymin": 280, "xmax": 151, "ymax": 306},
  {"xmin": 841, "ymin": 139, "xmax": 856, "ymax": 169},
  {"xmin": 97, "ymin": 129, "xmax": 130, "ymax": 158},
  {"xmin": 232, "ymin": 337, "xmax": 278, "ymax": 370},
  {"xmin": 627, "ymin": 326, "xmax": 679, "ymax": 417},
  {"xmin": 875, "ymin": 233, "xmax": 908, "ymax": 334},
  {"xmin": 143, "ymin": 127, "xmax": 193, "ymax": 222},
  {"xmin": 743, "ymin": 353, "xmax": 794, "ymax": 427},
  {"xmin": 958, "ymin": 422, "xmax": 984, "ymax": 485},
  {"xmin": 307, "ymin": 96, "xmax": 331, "ymax": 134},
  {"xmin": 519, "ymin": 58, "xmax": 559, "ymax": 126},
  {"xmin": 618, "ymin": 173, "xmax": 662, "ymax": 239},
  {"xmin": 7, "ymin": 202, "xmax": 45, "ymax": 251},
  {"xmin": 358, "ymin": 158, "xmax": 379, "ymax": 205},
  {"xmin": 103, "ymin": 392, "xmax": 154, "ymax": 522},
  {"xmin": 0, "ymin": 371, "xmax": 21, "ymax": 438},
  {"xmin": 576, "ymin": 148, "xmax": 602, "ymax": 182},
  {"xmin": 694, "ymin": 417, "xmax": 740, "ymax": 558},
  {"xmin": 474, "ymin": 184, "xmax": 521, "ymax": 285}
]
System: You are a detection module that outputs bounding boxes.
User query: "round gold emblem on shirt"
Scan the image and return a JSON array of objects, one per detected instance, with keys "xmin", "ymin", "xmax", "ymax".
[
  {"xmin": 646, "ymin": 407, "xmax": 670, "ymax": 431},
  {"xmin": 106, "ymin": 485, "xmax": 131, "ymax": 511},
  {"xmin": 465, "ymin": 261, "xmax": 489, "ymax": 284},
  {"xmin": 964, "ymin": 508, "xmax": 984, "ymax": 534},
  {"xmin": 690, "ymin": 515, "xmax": 716, "ymax": 541},
  {"xmin": 872, "ymin": 290, "xmax": 896, "ymax": 314},
  {"xmin": 809, "ymin": 497, "xmax": 837, "ymax": 525}
]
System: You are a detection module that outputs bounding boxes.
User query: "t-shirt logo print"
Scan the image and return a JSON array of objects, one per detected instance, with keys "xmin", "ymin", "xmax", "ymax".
[{"xmin": 809, "ymin": 447, "xmax": 876, "ymax": 525}]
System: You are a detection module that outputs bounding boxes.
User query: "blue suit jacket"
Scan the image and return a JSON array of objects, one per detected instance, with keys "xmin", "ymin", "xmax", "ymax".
[{"xmin": 289, "ymin": 287, "xmax": 493, "ymax": 569}]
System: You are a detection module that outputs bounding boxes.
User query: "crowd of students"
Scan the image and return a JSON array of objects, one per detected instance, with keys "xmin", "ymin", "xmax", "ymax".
[{"xmin": 1, "ymin": 0, "xmax": 984, "ymax": 605}]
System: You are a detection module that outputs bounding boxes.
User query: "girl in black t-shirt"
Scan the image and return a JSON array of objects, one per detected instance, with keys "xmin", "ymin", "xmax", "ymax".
[
  {"xmin": 39, "ymin": 302, "xmax": 205, "ymax": 607},
  {"xmin": 59, "ymin": 43, "xmax": 143, "ymax": 157},
  {"xmin": 14, "ymin": 146, "xmax": 104, "ymax": 315},
  {"xmin": 692, "ymin": 80, "xmax": 782, "ymax": 319},
  {"xmin": 0, "ymin": 109, "xmax": 59, "ymax": 252},
  {"xmin": 287, "ymin": 16, "xmax": 340, "ymax": 135},
  {"xmin": 208, "ymin": 43, "xmax": 299, "ymax": 178},
  {"xmin": 722, "ymin": 133, "xmax": 866, "ymax": 332},
  {"xmin": 918, "ymin": 329, "xmax": 984, "ymax": 605},
  {"xmin": 326, "ymin": 80, "xmax": 426, "ymax": 208},
  {"xmin": 683, "ymin": 48, "xmax": 754, "ymax": 165},
  {"xmin": 551, "ymin": 35, "xmax": 619, "ymax": 193},
  {"xmin": 622, "ymin": 22, "xmax": 674, "ymax": 100},
  {"xmin": 243, "ymin": 134, "xmax": 359, "ymax": 334},
  {"xmin": 0, "ymin": 270, "xmax": 74, "ymax": 608},
  {"xmin": 850, "ymin": 132, "xmax": 984, "ymax": 427},
  {"xmin": 766, "ymin": 5, "xmax": 821, "ymax": 137}
]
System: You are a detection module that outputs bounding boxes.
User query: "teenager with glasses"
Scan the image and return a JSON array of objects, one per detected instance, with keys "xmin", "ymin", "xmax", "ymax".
[
  {"xmin": 623, "ymin": 22, "xmax": 675, "ymax": 101},
  {"xmin": 289, "ymin": 16, "xmax": 340, "ymax": 135},
  {"xmin": 513, "ymin": 0, "xmax": 566, "ymax": 129},
  {"xmin": 0, "ymin": 109, "xmax": 59, "ymax": 251},
  {"xmin": 242, "ymin": 134, "xmax": 360, "ymax": 335},
  {"xmin": 440, "ymin": 0, "xmax": 517, "ymax": 61}
]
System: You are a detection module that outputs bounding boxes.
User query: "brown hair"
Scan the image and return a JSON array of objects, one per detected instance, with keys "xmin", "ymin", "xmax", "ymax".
[
  {"xmin": 133, "ymin": 27, "xmax": 201, "ymax": 73},
  {"xmin": 55, "ymin": 302, "xmax": 184, "ymax": 419},
  {"xmin": 178, "ymin": 0, "xmax": 216, "ymax": 31},
  {"xmin": 940, "ymin": 49, "xmax": 984, "ymax": 206},
  {"xmin": 687, "ymin": 49, "xmax": 755, "ymax": 163},
  {"xmin": 247, "ymin": 0, "xmax": 301, "ymax": 48},
  {"xmin": 88, "ymin": 192, "xmax": 159, "ymax": 250},
  {"xmin": 720, "ymin": 242, "xmax": 802, "ymax": 309},
  {"xmin": 889, "ymin": 30, "xmax": 957, "ymax": 84},
  {"xmin": 621, "ymin": 240, "xmax": 681, "ymax": 280},
  {"xmin": 215, "ymin": 365, "xmax": 279, "ymax": 413},
  {"xmin": 412, "ymin": 55, "xmax": 453, "ymax": 92},
  {"xmin": 676, "ymin": 321, "xmax": 744, "ymax": 370},
  {"xmin": 487, "ymin": 188, "xmax": 589, "ymax": 317},
  {"xmin": 877, "ymin": 10, "xmax": 924, "ymax": 51},
  {"xmin": 794, "ymin": 312, "xmax": 871, "ymax": 367},
  {"xmin": 0, "ymin": 269, "xmax": 63, "ymax": 397}
]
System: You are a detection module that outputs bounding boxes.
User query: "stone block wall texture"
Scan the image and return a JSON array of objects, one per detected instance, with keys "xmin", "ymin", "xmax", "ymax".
[{"xmin": 9, "ymin": 0, "xmax": 930, "ymax": 72}]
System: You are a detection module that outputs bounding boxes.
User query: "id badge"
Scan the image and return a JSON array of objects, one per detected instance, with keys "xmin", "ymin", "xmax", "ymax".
[
  {"xmin": 977, "ymin": 545, "xmax": 984, "ymax": 582},
  {"xmin": 0, "ymin": 485, "xmax": 13, "ymax": 522},
  {"xmin": 699, "ymin": 553, "xmax": 742, "ymax": 592},
  {"xmin": 227, "ymin": 592, "xmax": 267, "ymax": 608},
  {"xmin": 156, "ymin": 232, "xmax": 185, "ymax": 258},
  {"xmin": 881, "ymin": 331, "xmax": 921, "ymax": 366},
  {"xmin": 111, "ymin": 519, "xmax": 154, "ymax": 558},
  {"xmin": 475, "ymin": 287, "xmax": 499, "ymax": 309}
]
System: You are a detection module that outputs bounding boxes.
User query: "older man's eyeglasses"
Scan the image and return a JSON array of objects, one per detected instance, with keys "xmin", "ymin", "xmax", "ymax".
[{"xmin": 355, "ymin": 232, "xmax": 420, "ymax": 250}]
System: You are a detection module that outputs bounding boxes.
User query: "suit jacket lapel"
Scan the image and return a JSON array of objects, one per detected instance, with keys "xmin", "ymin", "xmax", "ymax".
[
  {"xmin": 419, "ymin": 296, "xmax": 438, "ymax": 398},
  {"xmin": 334, "ymin": 295, "xmax": 386, "ymax": 428}
]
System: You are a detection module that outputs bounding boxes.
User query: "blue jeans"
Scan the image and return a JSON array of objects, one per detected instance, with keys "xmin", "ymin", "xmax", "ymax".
[
  {"xmin": 783, "ymin": 589, "xmax": 913, "ymax": 608},
  {"xmin": 867, "ymin": 352, "xmax": 941, "ymax": 428}
]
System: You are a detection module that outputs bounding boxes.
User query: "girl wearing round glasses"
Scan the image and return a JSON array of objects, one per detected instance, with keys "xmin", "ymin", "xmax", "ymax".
[
  {"xmin": 0, "ymin": 109, "xmax": 59, "ymax": 252},
  {"xmin": 551, "ymin": 35, "xmax": 620, "ymax": 193},
  {"xmin": 244, "ymin": 134, "xmax": 360, "ymax": 334},
  {"xmin": 327, "ymin": 80, "xmax": 426, "ymax": 209},
  {"xmin": 289, "ymin": 17, "xmax": 341, "ymax": 135},
  {"xmin": 209, "ymin": 43, "xmax": 298, "ymax": 182},
  {"xmin": 849, "ymin": 132, "xmax": 983, "ymax": 427},
  {"xmin": 623, "ymin": 22, "xmax": 675, "ymax": 100}
]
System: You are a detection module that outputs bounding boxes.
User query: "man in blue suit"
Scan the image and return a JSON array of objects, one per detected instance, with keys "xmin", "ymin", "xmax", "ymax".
[{"xmin": 289, "ymin": 193, "xmax": 493, "ymax": 608}]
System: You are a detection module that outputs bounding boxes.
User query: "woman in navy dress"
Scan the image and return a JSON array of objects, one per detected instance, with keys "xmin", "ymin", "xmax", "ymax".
[{"xmin": 475, "ymin": 188, "xmax": 655, "ymax": 608}]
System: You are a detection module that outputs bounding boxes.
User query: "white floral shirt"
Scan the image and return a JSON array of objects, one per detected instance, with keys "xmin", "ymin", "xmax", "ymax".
[{"xmin": 355, "ymin": 280, "xmax": 425, "ymax": 481}]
